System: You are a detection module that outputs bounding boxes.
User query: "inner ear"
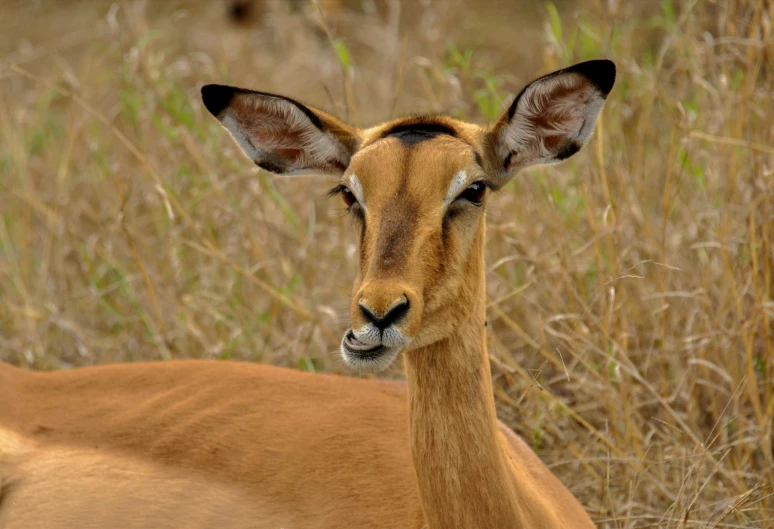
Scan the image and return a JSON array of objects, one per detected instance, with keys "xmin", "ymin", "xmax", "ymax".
[
  {"xmin": 202, "ymin": 85, "xmax": 361, "ymax": 176},
  {"xmin": 488, "ymin": 59, "xmax": 615, "ymax": 179}
]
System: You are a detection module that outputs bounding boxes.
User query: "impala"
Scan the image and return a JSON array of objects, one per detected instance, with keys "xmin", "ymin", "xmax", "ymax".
[{"xmin": 0, "ymin": 59, "xmax": 615, "ymax": 528}]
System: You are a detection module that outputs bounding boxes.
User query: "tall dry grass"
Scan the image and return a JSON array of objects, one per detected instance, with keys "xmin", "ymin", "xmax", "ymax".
[{"xmin": 0, "ymin": 0, "xmax": 772, "ymax": 526}]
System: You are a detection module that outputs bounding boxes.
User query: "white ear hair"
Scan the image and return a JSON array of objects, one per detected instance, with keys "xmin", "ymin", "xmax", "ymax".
[
  {"xmin": 494, "ymin": 60, "xmax": 615, "ymax": 175},
  {"xmin": 202, "ymin": 85, "xmax": 357, "ymax": 176}
]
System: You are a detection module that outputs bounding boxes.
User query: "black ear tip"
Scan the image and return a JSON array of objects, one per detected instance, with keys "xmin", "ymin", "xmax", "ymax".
[
  {"xmin": 201, "ymin": 84, "xmax": 236, "ymax": 117},
  {"xmin": 572, "ymin": 59, "xmax": 616, "ymax": 96}
]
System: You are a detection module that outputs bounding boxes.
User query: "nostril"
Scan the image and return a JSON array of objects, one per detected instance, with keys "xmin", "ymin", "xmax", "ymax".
[
  {"xmin": 358, "ymin": 296, "xmax": 410, "ymax": 331},
  {"xmin": 359, "ymin": 302, "xmax": 378, "ymax": 325},
  {"xmin": 382, "ymin": 296, "xmax": 409, "ymax": 328}
]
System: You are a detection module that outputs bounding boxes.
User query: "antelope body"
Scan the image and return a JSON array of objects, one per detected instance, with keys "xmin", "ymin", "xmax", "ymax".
[{"xmin": 0, "ymin": 59, "xmax": 615, "ymax": 528}]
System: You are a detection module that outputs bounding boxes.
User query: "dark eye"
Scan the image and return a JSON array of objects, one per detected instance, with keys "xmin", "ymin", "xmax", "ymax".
[
  {"xmin": 456, "ymin": 182, "xmax": 487, "ymax": 205},
  {"xmin": 340, "ymin": 186, "xmax": 357, "ymax": 207},
  {"xmin": 329, "ymin": 184, "xmax": 359, "ymax": 208}
]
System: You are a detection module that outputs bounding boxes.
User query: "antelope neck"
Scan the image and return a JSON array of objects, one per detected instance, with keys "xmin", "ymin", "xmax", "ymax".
[{"xmin": 403, "ymin": 298, "xmax": 522, "ymax": 527}]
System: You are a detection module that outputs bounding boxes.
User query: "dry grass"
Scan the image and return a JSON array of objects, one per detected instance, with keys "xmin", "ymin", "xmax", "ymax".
[{"xmin": 1, "ymin": 0, "xmax": 773, "ymax": 526}]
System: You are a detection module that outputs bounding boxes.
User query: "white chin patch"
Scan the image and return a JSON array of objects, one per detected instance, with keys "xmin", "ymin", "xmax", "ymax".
[
  {"xmin": 341, "ymin": 346, "xmax": 400, "ymax": 373},
  {"xmin": 340, "ymin": 344, "xmax": 400, "ymax": 373}
]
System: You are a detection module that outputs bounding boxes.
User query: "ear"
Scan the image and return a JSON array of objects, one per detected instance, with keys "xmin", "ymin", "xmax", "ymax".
[
  {"xmin": 488, "ymin": 59, "xmax": 615, "ymax": 182},
  {"xmin": 201, "ymin": 85, "xmax": 361, "ymax": 176}
]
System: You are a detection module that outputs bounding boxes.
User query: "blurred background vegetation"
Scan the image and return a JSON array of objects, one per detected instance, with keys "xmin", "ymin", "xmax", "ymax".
[{"xmin": 0, "ymin": 0, "xmax": 772, "ymax": 526}]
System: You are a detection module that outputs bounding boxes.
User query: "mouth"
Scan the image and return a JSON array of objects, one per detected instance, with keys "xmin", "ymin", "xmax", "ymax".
[
  {"xmin": 342, "ymin": 330, "xmax": 385, "ymax": 358},
  {"xmin": 340, "ymin": 329, "xmax": 404, "ymax": 372}
]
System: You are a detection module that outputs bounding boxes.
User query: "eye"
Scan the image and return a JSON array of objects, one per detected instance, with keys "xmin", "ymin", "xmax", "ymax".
[
  {"xmin": 340, "ymin": 186, "xmax": 358, "ymax": 207},
  {"xmin": 328, "ymin": 184, "xmax": 359, "ymax": 208},
  {"xmin": 456, "ymin": 182, "xmax": 487, "ymax": 206}
]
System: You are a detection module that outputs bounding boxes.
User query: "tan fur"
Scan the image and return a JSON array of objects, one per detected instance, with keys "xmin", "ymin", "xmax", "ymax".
[
  {"xmin": 1, "ymin": 61, "xmax": 614, "ymax": 527},
  {"xmin": 0, "ymin": 360, "xmax": 590, "ymax": 529}
]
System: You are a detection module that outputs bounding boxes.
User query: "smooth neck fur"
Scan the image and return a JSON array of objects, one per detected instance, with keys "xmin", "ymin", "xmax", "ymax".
[
  {"xmin": 401, "ymin": 217, "xmax": 578, "ymax": 528},
  {"xmin": 403, "ymin": 296, "xmax": 525, "ymax": 527},
  {"xmin": 401, "ymin": 218, "xmax": 524, "ymax": 528}
]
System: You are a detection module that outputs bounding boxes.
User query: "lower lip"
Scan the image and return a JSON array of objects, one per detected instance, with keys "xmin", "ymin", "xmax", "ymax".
[{"xmin": 343, "ymin": 332, "xmax": 385, "ymax": 358}]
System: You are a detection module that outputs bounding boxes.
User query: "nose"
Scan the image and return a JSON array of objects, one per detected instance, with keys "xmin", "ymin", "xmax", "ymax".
[{"xmin": 359, "ymin": 296, "xmax": 409, "ymax": 331}]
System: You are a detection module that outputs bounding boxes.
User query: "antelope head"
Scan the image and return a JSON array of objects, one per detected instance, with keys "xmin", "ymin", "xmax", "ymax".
[{"xmin": 202, "ymin": 60, "xmax": 615, "ymax": 371}]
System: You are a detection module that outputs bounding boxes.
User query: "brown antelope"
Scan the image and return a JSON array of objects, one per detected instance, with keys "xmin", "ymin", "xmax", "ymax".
[{"xmin": 0, "ymin": 59, "xmax": 614, "ymax": 528}]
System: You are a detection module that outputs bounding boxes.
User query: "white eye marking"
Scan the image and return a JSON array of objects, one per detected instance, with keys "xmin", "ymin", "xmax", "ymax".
[
  {"xmin": 348, "ymin": 173, "xmax": 366, "ymax": 209},
  {"xmin": 443, "ymin": 170, "xmax": 468, "ymax": 208}
]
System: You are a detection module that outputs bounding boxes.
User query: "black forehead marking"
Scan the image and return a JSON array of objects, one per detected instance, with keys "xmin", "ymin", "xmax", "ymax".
[
  {"xmin": 379, "ymin": 121, "xmax": 483, "ymax": 167},
  {"xmin": 380, "ymin": 122, "xmax": 458, "ymax": 147}
]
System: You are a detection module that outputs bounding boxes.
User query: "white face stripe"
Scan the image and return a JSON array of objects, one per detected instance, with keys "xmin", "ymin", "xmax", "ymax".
[
  {"xmin": 347, "ymin": 173, "xmax": 366, "ymax": 209},
  {"xmin": 443, "ymin": 170, "xmax": 469, "ymax": 208}
]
